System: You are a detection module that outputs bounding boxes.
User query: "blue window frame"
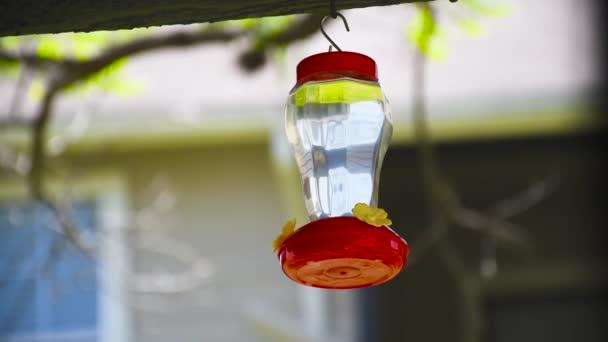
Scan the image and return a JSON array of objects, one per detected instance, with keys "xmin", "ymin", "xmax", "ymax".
[{"xmin": 0, "ymin": 201, "xmax": 98, "ymax": 341}]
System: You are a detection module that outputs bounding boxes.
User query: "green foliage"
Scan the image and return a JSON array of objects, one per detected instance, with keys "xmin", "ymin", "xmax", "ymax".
[
  {"xmin": 72, "ymin": 32, "xmax": 116, "ymax": 60},
  {"xmin": 0, "ymin": 36, "xmax": 22, "ymax": 76},
  {"xmin": 0, "ymin": 36, "xmax": 20, "ymax": 49},
  {"xmin": 1, "ymin": 16, "xmax": 301, "ymax": 99},
  {"xmin": 201, "ymin": 15, "xmax": 294, "ymax": 70},
  {"xmin": 253, "ymin": 16, "xmax": 295, "ymax": 44},
  {"xmin": 233, "ymin": 15, "xmax": 295, "ymax": 50},
  {"xmin": 36, "ymin": 35, "xmax": 64, "ymax": 60},
  {"xmin": 205, "ymin": 15, "xmax": 295, "ymax": 51},
  {"xmin": 1, "ymin": 5, "xmax": 512, "ymax": 98},
  {"xmin": 457, "ymin": 17, "xmax": 484, "ymax": 37},
  {"xmin": 248, "ymin": 16, "xmax": 295, "ymax": 70},
  {"xmin": 407, "ymin": 5, "xmax": 448, "ymax": 61},
  {"xmin": 67, "ymin": 57, "xmax": 144, "ymax": 96},
  {"xmin": 0, "ymin": 59, "xmax": 19, "ymax": 77},
  {"xmin": 461, "ymin": 0, "xmax": 512, "ymax": 17},
  {"xmin": 1, "ymin": 29, "xmax": 152, "ymax": 95},
  {"xmin": 406, "ymin": 0, "xmax": 512, "ymax": 61}
]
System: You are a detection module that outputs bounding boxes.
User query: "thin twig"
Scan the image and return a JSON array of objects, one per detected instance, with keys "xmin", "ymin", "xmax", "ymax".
[
  {"xmin": 408, "ymin": 3, "xmax": 535, "ymax": 273},
  {"xmin": 449, "ymin": 206, "xmax": 529, "ymax": 246},
  {"xmin": 38, "ymin": 196, "xmax": 96, "ymax": 256},
  {"xmin": 491, "ymin": 173, "xmax": 560, "ymax": 219}
]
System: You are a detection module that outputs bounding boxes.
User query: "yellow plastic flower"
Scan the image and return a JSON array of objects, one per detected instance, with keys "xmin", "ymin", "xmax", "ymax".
[
  {"xmin": 352, "ymin": 203, "xmax": 392, "ymax": 227},
  {"xmin": 272, "ymin": 217, "xmax": 296, "ymax": 252}
]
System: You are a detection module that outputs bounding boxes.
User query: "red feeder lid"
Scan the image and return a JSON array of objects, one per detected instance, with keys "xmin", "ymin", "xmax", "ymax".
[
  {"xmin": 296, "ymin": 51, "xmax": 378, "ymax": 83},
  {"xmin": 277, "ymin": 217, "xmax": 408, "ymax": 289}
]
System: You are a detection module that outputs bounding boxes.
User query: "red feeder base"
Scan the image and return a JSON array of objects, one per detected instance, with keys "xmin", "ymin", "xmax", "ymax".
[{"xmin": 277, "ymin": 217, "xmax": 409, "ymax": 289}]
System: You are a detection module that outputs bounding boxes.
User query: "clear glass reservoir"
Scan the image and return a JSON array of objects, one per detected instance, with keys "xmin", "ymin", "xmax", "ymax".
[
  {"xmin": 285, "ymin": 54, "xmax": 392, "ymax": 221},
  {"xmin": 277, "ymin": 52, "xmax": 408, "ymax": 290}
]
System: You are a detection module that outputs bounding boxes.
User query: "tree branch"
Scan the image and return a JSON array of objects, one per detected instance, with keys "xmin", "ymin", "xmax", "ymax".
[
  {"xmin": 29, "ymin": 86, "xmax": 58, "ymax": 199},
  {"xmin": 238, "ymin": 14, "xmax": 323, "ymax": 71},
  {"xmin": 13, "ymin": 28, "xmax": 250, "ymax": 259},
  {"xmin": 54, "ymin": 29, "xmax": 248, "ymax": 90},
  {"xmin": 0, "ymin": 15, "xmax": 322, "ymax": 88},
  {"xmin": 21, "ymin": 83, "xmax": 94, "ymax": 256},
  {"xmin": 21, "ymin": 15, "xmax": 320, "ymax": 197},
  {"xmin": 491, "ymin": 173, "xmax": 560, "ymax": 219},
  {"xmin": 0, "ymin": 14, "xmax": 324, "ymax": 261},
  {"xmin": 273, "ymin": 14, "xmax": 324, "ymax": 45}
]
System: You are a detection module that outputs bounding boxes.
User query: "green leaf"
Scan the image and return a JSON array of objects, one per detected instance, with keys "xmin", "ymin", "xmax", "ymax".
[
  {"xmin": 1, "ymin": 37, "xmax": 30, "ymax": 77},
  {"xmin": 407, "ymin": 6, "xmax": 436, "ymax": 54},
  {"xmin": 72, "ymin": 31, "xmax": 111, "ymax": 60},
  {"xmin": 0, "ymin": 59, "xmax": 20, "ymax": 77},
  {"xmin": 0, "ymin": 36, "xmax": 22, "ymax": 49},
  {"xmin": 406, "ymin": 6, "xmax": 448, "ymax": 62},
  {"xmin": 461, "ymin": 0, "xmax": 513, "ymax": 17},
  {"xmin": 256, "ymin": 16, "xmax": 294, "ymax": 38},
  {"xmin": 2, "ymin": 29, "xmax": 150, "ymax": 92},
  {"xmin": 457, "ymin": 18, "xmax": 484, "ymax": 36},
  {"xmin": 64, "ymin": 57, "xmax": 144, "ymax": 96},
  {"xmin": 37, "ymin": 36, "xmax": 64, "ymax": 60},
  {"xmin": 96, "ymin": 76, "xmax": 144, "ymax": 96},
  {"xmin": 231, "ymin": 18, "xmax": 258, "ymax": 29},
  {"xmin": 71, "ymin": 29, "xmax": 150, "ymax": 60}
]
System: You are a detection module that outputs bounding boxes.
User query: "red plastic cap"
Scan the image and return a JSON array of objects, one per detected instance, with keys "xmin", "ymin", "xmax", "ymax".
[
  {"xmin": 277, "ymin": 217, "xmax": 408, "ymax": 289},
  {"xmin": 296, "ymin": 51, "xmax": 378, "ymax": 83}
]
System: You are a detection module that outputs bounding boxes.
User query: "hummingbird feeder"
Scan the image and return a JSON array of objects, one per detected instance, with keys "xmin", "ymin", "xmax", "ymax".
[{"xmin": 273, "ymin": 7, "xmax": 408, "ymax": 290}]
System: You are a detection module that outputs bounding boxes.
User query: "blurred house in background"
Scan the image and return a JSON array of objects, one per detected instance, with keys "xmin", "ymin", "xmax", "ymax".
[{"xmin": 0, "ymin": 0, "xmax": 605, "ymax": 341}]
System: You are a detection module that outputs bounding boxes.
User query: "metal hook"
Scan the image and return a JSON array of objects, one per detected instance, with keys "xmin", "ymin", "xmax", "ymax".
[{"xmin": 320, "ymin": 12, "xmax": 350, "ymax": 52}]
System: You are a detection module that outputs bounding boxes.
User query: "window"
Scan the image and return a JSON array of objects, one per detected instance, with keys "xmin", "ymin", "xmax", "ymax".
[
  {"xmin": 0, "ymin": 174, "xmax": 130, "ymax": 342},
  {"xmin": 0, "ymin": 202, "xmax": 97, "ymax": 341}
]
